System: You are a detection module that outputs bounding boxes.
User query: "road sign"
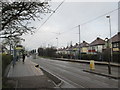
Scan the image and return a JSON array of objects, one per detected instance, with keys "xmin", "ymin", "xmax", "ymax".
[{"xmin": 16, "ymin": 47, "xmax": 23, "ymax": 50}]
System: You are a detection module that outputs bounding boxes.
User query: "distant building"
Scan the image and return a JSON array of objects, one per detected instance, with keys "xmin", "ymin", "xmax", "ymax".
[
  {"xmin": 56, "ymin": 48, "xmax": 62, "ymax": 54},
  {"xmin": 88, "ymin": 37, "xmax": 105, "ymax": 54},
  {"xmin": 57, "ymin": 32, "xmax": 120, "ymax": 60},
  {"xmin": 67, "ymin": 44, "xmax": 74, "ymax": 55},
  {"xmin": 67, "ymin": 41, "xmax": 89, "ymax": 59},
  {"xmin": 57, "ymin": 47, "xmax": 67, "ymax": 55},
  {"xmin": 80, "ymin": 41, "xmax": 89, "ymax": 54}
]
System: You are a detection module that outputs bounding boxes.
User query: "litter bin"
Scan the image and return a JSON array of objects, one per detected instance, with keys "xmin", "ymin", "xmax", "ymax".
[{"xmin": 90, "ymin": 60, "xmax": 95, "ymax": 70}]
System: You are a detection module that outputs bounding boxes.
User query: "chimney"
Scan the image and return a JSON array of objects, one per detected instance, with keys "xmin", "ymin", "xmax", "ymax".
[
  {"xmin": 97, "ymin": 37, "xmax": 100, "ymax": 40},
  {"xmin": 76, "ymin": 43, "xmax": 78, "ymax": 46},
  {"xmin": 83, "ymin": 41, "xmax": 85, "ymax": 43},
  {"xmin": 118, "ymin": 32, "xmax": 120, "ymax": 35}
]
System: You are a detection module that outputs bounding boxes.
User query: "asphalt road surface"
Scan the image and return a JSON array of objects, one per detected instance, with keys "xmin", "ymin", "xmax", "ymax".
[{"xmin": 29, "ymin": 57, "xmax": 119, "ymax": 88}]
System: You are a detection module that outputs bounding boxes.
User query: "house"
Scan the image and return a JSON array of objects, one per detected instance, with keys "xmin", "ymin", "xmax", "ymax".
[
  {"xmin": 56, "ymin": 48, "xmax": 63, "ymax": 54},
  {"xmin": 72, "ymin": 43, "xmax": 79, "ymax": 51},
  {"xmin": 80, "ymin": 41, "xmax": 89, "ymax": 54},
  {"xmin": 67, "ymin": 45, "xmax": 74, "ymax": 55},
  {"xmin": 62, "ymin": 47, "xmax": 68, "ymax": 54},
  {"xmin": 111, "ymin": 32, "xmax": 120, "ymax": 52},
  {"xmin": 71, "ymin": 43, "xmax": 79, "ymax": 58},
  {"xmin": 72, "ymin": 41, "xmax": 89, "ymax": 54},
  {"xmin": 57, "ymin": 47, "xmax": 68, "ymax": 55},
  {"xmin": 68, "ymin": 41, "xmax": 89, "ymax": 59},
  {"xmin": 88, "ymin": 37, "xmax": 105, "ymax": 54}
]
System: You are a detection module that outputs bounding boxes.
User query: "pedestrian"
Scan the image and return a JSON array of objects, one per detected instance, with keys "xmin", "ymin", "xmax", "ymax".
[{"xmin": 22, "ymin": 53, "xmax": 26, "ymax": 63}]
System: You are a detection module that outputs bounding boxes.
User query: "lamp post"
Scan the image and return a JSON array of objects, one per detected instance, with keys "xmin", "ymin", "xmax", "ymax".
[
  {"xmin": 56, "ymin": 38, "xmax": 58, "ymax": 49},
  {"xmin": 106, "ymin": 15, "xmax": 113, "ymax": 62},
  {"xmin": 105, "ymin": 38, "xmax": 111, "ymax": 74},
  {"xmin": 106, "ymin": 15, "xmax": 112, "ymax": 74}
]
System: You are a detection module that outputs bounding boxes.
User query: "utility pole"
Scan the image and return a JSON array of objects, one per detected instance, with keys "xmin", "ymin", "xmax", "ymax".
[{"xmin": 78, "ymin": 25, "xmax": 81, "ymax": 60}]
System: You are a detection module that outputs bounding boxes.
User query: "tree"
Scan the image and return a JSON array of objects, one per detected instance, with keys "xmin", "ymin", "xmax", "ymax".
[
  {"xmin": 38, "ymin": 47, "xmax": 57, "ymax": 57},
  {"xmin": 0, "ymin": 1, "xmax": 51, "ymax": 38},
  {"xmin": 2, "ymin": 36, "xmax": 25, "ymax": 55},
  {"xmin": 38, "ymin": 47, "xmax": 44, "ymax": 56},
  {"xmin": 2, "ymin": 37, "xmax": 24, "ymax": 47}
]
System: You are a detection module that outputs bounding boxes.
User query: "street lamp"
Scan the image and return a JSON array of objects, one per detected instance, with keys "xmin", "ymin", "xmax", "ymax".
[
  {"xmin": 105, "ymin": 38, "xmax": 111, "ymax": 74},
  {"xmin": 106, "ymin": 15, "xmax": 112, "ymax": 74},
  {"xmin": 106, "ymin": 15, "xmax": 113, "ymax": 61},
  {"xmin": 56, "ymin": 38, "xmax": 58, "ymax": 49}
]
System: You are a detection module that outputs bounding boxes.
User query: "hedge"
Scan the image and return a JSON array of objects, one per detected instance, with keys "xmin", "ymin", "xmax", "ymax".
[
  {"xmin": 57, "ymin": 52, "xmax": 120, "ymax": 63},
  {"xmin": 2, "ymin": 54, "xmax": 13, "ymax": 77}
]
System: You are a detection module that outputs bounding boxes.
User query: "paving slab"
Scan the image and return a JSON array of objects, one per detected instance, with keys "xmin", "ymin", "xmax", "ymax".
[
  {"xmin": 7, "ymin": 58, "xmax": 44, "ymax": 77},
  {"xmin": 9, "ymin": 76, "xmax": 55, "ymax": 88},
  {"xmin": 6, "ymin": 57, "xmax": 55, "ymax": 88}
]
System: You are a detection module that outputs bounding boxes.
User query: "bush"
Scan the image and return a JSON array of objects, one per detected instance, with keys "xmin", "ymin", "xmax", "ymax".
[
  {"xmin": 38, "ymin": 47, "xmax": 57, "ymax": 58},
  {"xmin": 78, "ymin": 54, "xmax": 94, "ymax": 60},
  {"xmin": 112, "ymin": 52, "xmax": 120, "ymax": 63},
  {"xmin": 2, "ymin": 54, "xmax": 13, "ymax": 76},
  {"xmin": 80, "ymin": 52, "xmax": 120, "ymax": 63},
  {"xmin": 62, "ymin": 54, "xmax": 68, "ymax": 58}
]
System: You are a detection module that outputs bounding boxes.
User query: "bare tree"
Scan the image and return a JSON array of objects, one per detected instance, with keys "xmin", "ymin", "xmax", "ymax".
[
  {"xmin": 2, "ymin": 37, "xmax": 24, "ymax": 47},
  {"xmin": 0, "ymin": 1, "xmax": 51, "ymax": 38}
]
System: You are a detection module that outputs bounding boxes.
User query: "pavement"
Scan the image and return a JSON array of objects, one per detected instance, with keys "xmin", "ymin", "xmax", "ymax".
[
  {"xmin": 53, "ymin": 58, "xmax": 120, "ymax": 79},
  {"xmin": 6, "ymin": 57, "xmax": 55, "ymax": 88}
]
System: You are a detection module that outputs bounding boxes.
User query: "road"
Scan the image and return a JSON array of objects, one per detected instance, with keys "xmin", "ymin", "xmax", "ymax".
[{"xmin": 29, "ymin": 57, "xmax": 119, "ymax": 88}]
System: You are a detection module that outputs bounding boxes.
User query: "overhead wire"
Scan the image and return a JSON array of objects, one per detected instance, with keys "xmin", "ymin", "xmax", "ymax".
[
  {"xmin": 43, "ymin": 7, "xmax": 119, "ymax": 46},
  {"xmin": 24, "ymin": 0, "xmax": 65, "ymax": 47},
  {"xmin": 47, "ymin": 6, "xmax": 120, "ymax": 38},
  {"xmin": 34, "ymin": 0, "xmax": 65, "ymax": 34},
  {"xmin": 24, "ymin": 3, "xmax": 119, "ymax": 49},
  {"xmin": 60, "ymin": 7, "xmax": 120, "ymax": 35},
  {"xmin": 74, "ymin": 7, "xmax": 120, "ymax": 28}
]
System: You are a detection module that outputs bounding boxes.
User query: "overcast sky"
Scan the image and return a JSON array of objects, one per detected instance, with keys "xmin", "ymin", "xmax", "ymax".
[{"xmin": 21, "ymin": 0, "xmax": 119, "ymax": 50}]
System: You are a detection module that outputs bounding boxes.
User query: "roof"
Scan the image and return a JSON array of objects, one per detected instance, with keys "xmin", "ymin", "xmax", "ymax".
[
  {"xmin": 72, "ymin": 41, "xmax": 89, "ymax": 48},
  {"xmin": 90, "ymin": 37, "xmax": 105, "ymax": 46},
  {"xmin": 80, "ymin": 41, "xmax": 89, "ymax": 47},
  {"xmin": 111, "ymin": 32, "xmax": 120, "ymax": 43},
  {"xmin": 73, "ymin": 43, "xmax": 78, "ymax": 48}
]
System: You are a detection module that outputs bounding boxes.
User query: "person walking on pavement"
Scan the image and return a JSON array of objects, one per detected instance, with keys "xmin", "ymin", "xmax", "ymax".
[{"xmin": 22, "ymin": 53, "xmax": 26, "ymax": 63}]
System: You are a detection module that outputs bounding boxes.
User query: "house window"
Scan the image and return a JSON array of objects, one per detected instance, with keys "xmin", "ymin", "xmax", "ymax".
[
  {"xmin": 116, "ymin": 43, "xmax": 119, "ymax": 47},
  {"xmin": 92, "ymin": 46, "xmax": 95, "ymax": 50},
  {"xmin": 113, "ymin": 43, "xmax": 118, "ymax": 48},
  {"xmin": 103, "ymin": 45, "xmax": 105, "ymax": 49}
]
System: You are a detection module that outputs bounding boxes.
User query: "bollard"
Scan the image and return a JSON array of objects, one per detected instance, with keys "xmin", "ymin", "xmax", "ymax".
[{"xmin": 90, "ymin": 60, "xmax": 95, "ymax": 70}]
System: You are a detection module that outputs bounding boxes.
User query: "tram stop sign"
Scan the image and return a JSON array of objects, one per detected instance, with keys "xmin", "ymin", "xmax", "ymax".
[{"xmin": 16, "ymin": 45, "xmax": 23, "ymax": 50}]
